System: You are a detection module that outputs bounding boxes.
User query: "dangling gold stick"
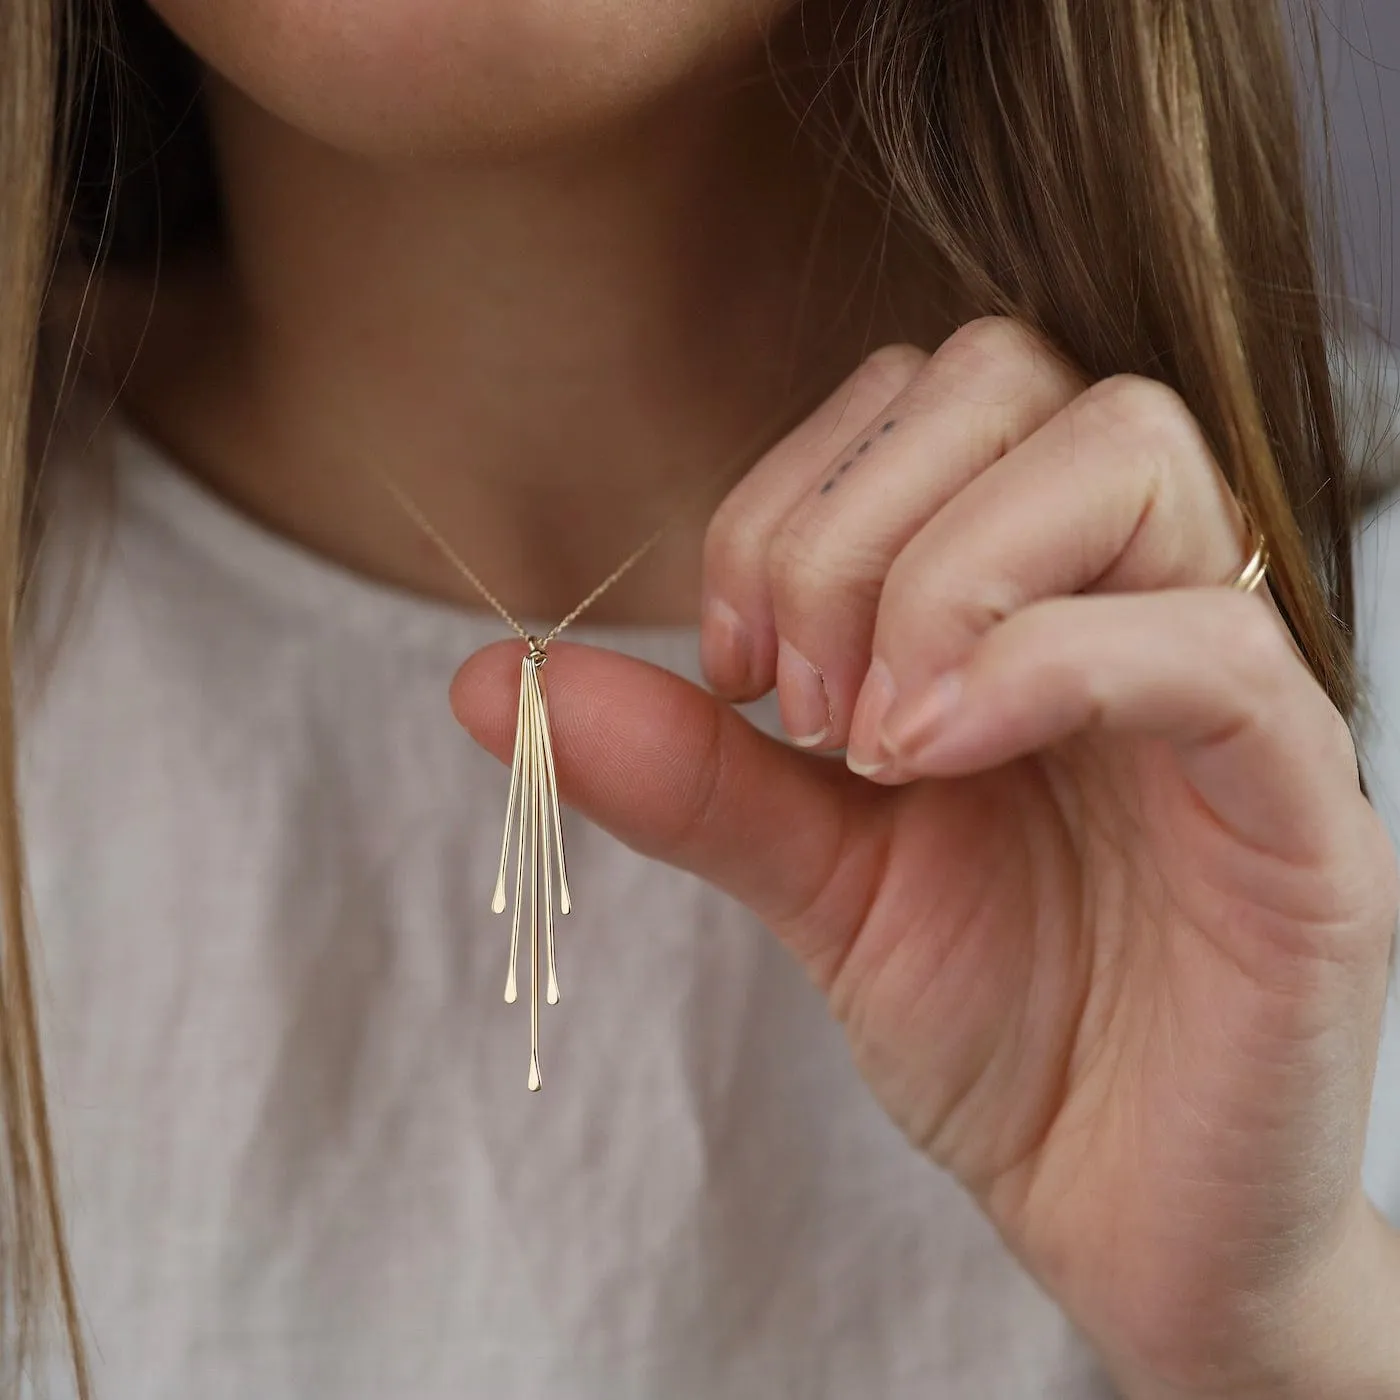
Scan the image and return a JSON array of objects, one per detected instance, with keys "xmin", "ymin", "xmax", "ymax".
[
  {"xmin": 526, "ymin": 660, "xmax": 567, "ymax": 996},
  {"xmin": 529, "ymin": 660, "xmax": 571, "ymax": 920},
  {"xmin": 492, "ymin": 640, "xmax": 568, "ymax": 1090},
  {"xmin": 495, "ymin": 657, "xmax": 528, "ymax": 1002},
  {"xmin": 526, "ymin": 665, "xmax": 560, "ymax": 1007},
  {"xmin": 526, "ymin": 673, "xmax": 542, "ymax": 1092}
]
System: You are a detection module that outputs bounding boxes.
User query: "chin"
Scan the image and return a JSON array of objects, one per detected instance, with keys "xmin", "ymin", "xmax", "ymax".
[{"xmin": 145, "ymin": 0, "xmax": 798, "ymax": 157}]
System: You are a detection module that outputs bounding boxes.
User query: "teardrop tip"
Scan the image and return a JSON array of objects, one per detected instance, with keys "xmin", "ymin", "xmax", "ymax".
[
  {"xmin": 491, "ymin": 890, "xmax": 506, "ymax": 915},
  {"xmin": 504, "ymin": 980, "xmax": 517, "ymax": 1004},
  {"xmin": 527, "ymin": 1058, "xmax": 542, "ymax": 1092}
]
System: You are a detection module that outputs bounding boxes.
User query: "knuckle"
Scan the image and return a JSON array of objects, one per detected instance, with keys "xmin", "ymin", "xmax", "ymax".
[
  {"xmin": 925, "ymin": 317, "xmax": 1080, "ymax": 422},
  {"xmin": 855, "ymin": 342, "xmax": 929, "ymax": 399},
  {"xmin": 1081, "ymin": 375, "xmax": 1201, "ymax": 457},
  {"xmin": 935, "ymin": 315, "xmax": 1044, "ymax": 382}
]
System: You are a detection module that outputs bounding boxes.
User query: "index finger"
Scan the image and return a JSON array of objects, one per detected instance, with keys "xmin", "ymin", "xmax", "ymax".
[{"xmin": 700, "ymin": 345, "xmax": 927, "ymax": 698}]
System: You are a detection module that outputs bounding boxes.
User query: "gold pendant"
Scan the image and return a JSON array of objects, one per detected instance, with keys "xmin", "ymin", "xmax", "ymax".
[{"xmin": 491, "ymin": 639, "xmax": 570, "ymax": 1091}]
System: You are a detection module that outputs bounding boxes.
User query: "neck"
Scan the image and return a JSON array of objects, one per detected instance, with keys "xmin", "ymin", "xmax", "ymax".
[{"xmin": 99, "ymin": 32, "xmax": 951, "ymax": 626}]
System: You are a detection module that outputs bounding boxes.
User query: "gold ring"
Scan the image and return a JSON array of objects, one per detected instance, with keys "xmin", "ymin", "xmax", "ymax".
[{"xmin": 1228, "ymin": 501, "xmax": 1270, "ymax": 594}]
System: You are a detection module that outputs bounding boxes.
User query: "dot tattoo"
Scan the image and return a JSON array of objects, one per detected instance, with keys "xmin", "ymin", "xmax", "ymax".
[
  {"xmin": 820, "ymin": 459, "xmax": 853, "ymax": 493},
  {"xmin": 817, "ymin": 419, "xmax": 898, "ymax": 496}
]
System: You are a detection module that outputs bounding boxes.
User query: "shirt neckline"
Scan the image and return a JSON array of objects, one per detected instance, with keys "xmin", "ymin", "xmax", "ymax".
[{"xmin": 105, "ymin": 413, "xmax": 707, "ymax": 671}]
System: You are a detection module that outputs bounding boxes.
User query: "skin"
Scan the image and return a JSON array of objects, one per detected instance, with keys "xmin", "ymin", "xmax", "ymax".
[
  {"xmin": 104, "ymin": 0, "xmax": 935, "ymax": 627},
  {"xmin": 139, "ymin": 0, "xmax": 798, "ymax": 157},
  {"xmin": 106, "ymin": 0, "xmax": 1400, "ymax": 1394},
  {"xmin": 454, "ymin": 327, "xmax": 1400, "ymax": 1397}
]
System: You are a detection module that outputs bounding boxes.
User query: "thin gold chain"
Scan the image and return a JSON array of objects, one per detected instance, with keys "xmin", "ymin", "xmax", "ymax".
[
  {"xmin": 371, "ymin": 471, "xmax": 543, "ymax": 645},
  {"xmin": 544, "ymin": 523, "xmax": 670, "ymax": 646},
  {"xmin": 367, "ymin": 384, "xmax": 832, "ymax": 648}
]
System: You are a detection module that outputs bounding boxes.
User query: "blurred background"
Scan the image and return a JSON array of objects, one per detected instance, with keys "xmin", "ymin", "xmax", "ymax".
[
  {"xmin": 1325, "ymin": 1, "xmax": 1400, "ymax": 1220},
  {"xmin": 1313, "ymin": 1, "xmax": 1398, "ymax": 344}
]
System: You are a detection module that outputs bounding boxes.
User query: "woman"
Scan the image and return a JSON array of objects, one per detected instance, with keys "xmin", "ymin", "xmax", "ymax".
[{"xmin": 2, "ymin": 0, "xmax": 1398, "ymax": 1394}]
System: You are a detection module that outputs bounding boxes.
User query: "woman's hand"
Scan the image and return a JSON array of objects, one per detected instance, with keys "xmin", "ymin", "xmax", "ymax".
[{"xmin": 452, "ymin": 318, "xmax": 1400, "ymax": 1398}]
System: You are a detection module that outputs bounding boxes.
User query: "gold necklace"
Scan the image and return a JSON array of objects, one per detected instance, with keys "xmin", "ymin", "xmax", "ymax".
[{"xmin": 370, "ymin": 389, "xmax": 828, "ymax": 1091}]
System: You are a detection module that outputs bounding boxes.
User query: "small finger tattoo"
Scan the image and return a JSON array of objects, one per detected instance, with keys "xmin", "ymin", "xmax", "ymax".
[
  {"xmin": 820, "ymin": 458, "xmax": 854, "ymax": 493},
  {"xmin": 818, "ymin": 420, "xmax": 896, "ymax": 495}
]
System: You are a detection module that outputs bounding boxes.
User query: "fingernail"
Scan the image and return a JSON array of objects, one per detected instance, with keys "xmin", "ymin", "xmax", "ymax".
[
  {"xmin": 777, "ymin": 638, "xmax": 832, "ymax": 747},
  {"xmin": 846, "ymin": 658, "xmax": 896, "ymax": 776},
  {"xmin": 880, "ymin": 671, "xmax": 965, "ymax": 757},
  {"xmin": 700, "ymin": 598, "xmax": 753, "ymax": 692}
]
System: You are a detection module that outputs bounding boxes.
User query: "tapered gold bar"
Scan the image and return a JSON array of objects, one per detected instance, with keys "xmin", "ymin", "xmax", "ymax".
[
  {"xmin": 492, "ymin": 657, "xmax": 532, "ymax": 915},
  {"xmin": 503, "ymin": 662, "xmax": 534, "ymax": 1004},
  {"xmin": 529, "ymin": 660, "xmax": 571, "ymax": 916},
  {"xmin": 526, "ymin": 660, "xmax": 562, "ymax": 1002},
  {"xmin": 526, "ymin": 670, "xmax": 543, "ymax": 1093},
  {"xmin": 528, "ymin": 670, "xmax": 560, "ymax": 1006}
]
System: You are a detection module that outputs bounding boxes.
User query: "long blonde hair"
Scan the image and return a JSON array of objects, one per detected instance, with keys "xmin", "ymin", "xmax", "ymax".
[{"xmin": 0, "ymin": 0, "xmax": 1377, "ymax": 1392}]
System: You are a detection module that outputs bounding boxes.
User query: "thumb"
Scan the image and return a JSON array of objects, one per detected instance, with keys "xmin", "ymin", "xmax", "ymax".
[{"xmin": 448, "ymin": 639, "xmax": 881, "ymax": 985}]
